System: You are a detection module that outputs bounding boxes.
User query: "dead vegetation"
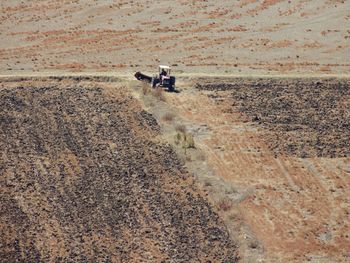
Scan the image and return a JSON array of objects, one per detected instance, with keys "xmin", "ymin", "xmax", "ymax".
[
  {"xmin": 173, "ymin": 125, "xmax": 195, "ymax": 155},
  {"xmin": 161, "ymin": 112, "xmax": 175, "ymax": 122},
  {"xmin": 175, "ymin": 124, "xmax": 187, "ymax": 134},
  {"xmin": 141, "ymin": 81, "xmax": 151, "ymax": 95},
  {"xmin": 218, "ymin": 198, "xmax": 233, "ymax": 212},
  {"xmin": 152, "ymin": 87, "xmax": 166, "ymax": 101},
  {"xmin": 142, "ymin": 82, "xmax": 166, "ymax": 102}
]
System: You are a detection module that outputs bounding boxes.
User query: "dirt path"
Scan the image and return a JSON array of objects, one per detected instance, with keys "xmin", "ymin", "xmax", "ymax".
[{"xmin": 142, "ymin": 78, "xmax": 350, "ymax": 262}]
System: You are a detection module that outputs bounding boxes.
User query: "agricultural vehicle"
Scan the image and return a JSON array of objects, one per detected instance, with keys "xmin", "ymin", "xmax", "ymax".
[{"xmin": 135, "ymin": 65, "xmax": 176, "ymax": 92}]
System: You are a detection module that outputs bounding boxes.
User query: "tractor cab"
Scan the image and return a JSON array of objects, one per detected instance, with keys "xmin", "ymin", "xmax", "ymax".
[
  {"xmin": 157, "ymin": 65, "xmax": 175, "ymax": 91},
  {"xmin": 159, "ymin": 65, "xmax": 171, "ymax": 81},
  {"xmin": 134, "ymin": 65, "xmax": 175, "ymax": 92}
]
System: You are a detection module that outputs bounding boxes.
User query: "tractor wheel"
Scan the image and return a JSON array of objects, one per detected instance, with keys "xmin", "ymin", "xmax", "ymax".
[
  {"xmin": 168, "ymin": 85, "xmax": 175, "ymax": 92},
  {"xmin": 169, "ymin": 76, "xmax": 176, "ymax": 92}
]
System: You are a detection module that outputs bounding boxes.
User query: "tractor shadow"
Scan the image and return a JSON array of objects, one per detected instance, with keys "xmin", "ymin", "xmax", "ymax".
[
  {"xmin": 155, "ymin": 86, "xmax": 181, "ymax": 93},
  {"xmin": 166, "ymin": 89, "xmax": 181, "ymax": 94}
]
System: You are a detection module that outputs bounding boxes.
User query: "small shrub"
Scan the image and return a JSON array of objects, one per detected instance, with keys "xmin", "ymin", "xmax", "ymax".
[
  {"xmin": 184, "ymin": 133, "xmax": 195, "ymax": 149},
  {"xmin": 185, "ymin": 155, "xmax": 192, "ymax": 161},
  {"xmin": 175, "ymin": 124, "xmax": 186, "ymax": 134},
  {"xmin": 204, "ymin": 180, "xmax": 212, "ymax": 187},
  {"xmin": 218, "ymin": 198, "xmax": 232, "ymax": 212},
  {"xmin": 181, "ymin": 133, "xmax": 195, "ymax": 155},
  {"xmin": 162, "ymin": 112, "xmax": 175, "ymax": 122},
  {"xmin": 174, "ymin": 132, "xmax": 182, "ymax": 145},
  {"xmin": 228, "ymin": 213, "xmax": 237, "ymax": 221}
]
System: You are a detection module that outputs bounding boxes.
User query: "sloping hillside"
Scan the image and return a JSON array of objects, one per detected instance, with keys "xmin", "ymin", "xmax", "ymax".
[{"xmin": 0, "ymin": 78, "xmax": 238, "ymax": 262}]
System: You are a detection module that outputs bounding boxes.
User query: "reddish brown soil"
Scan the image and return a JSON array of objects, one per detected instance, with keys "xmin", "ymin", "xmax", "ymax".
[
  {"xmin": 166, "ymin": 78, "xmax": 350, "ymax": 262},
  {"xmin": 1, "ymin": 1, "xmax": 349, "ymax": 75},
  {"xmin": 1, "ymin": 0, "xmax": 350, "ymax": 261}
]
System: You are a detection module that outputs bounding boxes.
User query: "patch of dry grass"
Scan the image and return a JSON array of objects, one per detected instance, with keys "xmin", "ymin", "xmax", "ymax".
[
  {"xmin": 196, "ymin": 152, "xmax": 206, "ymax": 161},
  {"xmin": 152, "ymin": 87, "xmax": 166, "ymax": 101},
  {"xmin": 142, "ymin": 82, "xmax": 151, "ymax": 95},
  {"xmin": 183, "ymin": 133, "xmax": 195, "ymax": 149}
]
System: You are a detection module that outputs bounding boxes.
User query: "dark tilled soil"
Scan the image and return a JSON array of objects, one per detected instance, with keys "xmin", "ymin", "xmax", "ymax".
[
  {"xmin": 196, "ymin": 78, "xmax": 350, "ymax": 158},
  {"xmin": 0, "ymin": 79, "xmax": 238, "ymax": 262}
]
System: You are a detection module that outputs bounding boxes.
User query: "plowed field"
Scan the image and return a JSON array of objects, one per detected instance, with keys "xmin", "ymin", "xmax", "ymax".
[{"xmin": 0, "ymin": 78, "xmax": 238, "ymax": 262}]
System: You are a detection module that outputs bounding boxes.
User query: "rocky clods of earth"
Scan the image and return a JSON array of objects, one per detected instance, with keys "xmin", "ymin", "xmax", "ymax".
[
  {"xmin": 0, "ymin": 79, "xmax": 238, "ymax": 262},
  {"xmin": 196, "ymin": 78, "xmax": 350, "ymax": 158}
]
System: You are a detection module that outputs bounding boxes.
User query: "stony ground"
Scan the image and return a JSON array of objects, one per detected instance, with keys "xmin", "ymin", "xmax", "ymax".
[
  {"xmin": 196, "ymin": 78, "xmax": 350, "ymax": 158},
  {"xmin": 0, "ymin": 78, "xmax": 238, "ymax": 262}
]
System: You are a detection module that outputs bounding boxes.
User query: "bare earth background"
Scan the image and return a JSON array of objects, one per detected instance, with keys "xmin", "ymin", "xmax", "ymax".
[
  {"xmin": 1, "ymin": 1, "xmax": 350, "ymax": 263},
  {"xmin": 0, "ymin": 0, "xmax": 350, "ymax": 75}
]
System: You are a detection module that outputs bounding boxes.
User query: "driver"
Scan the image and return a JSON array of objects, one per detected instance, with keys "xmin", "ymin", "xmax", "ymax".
[{"xmin": 160, "ymin": 69, "xmax": 167, "ymax": 77}]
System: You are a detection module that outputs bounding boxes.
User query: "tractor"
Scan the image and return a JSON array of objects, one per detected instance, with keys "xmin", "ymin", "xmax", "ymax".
[{"xmin": 134, "ymin": 65, "xmax": 176, "ymax": 92}]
